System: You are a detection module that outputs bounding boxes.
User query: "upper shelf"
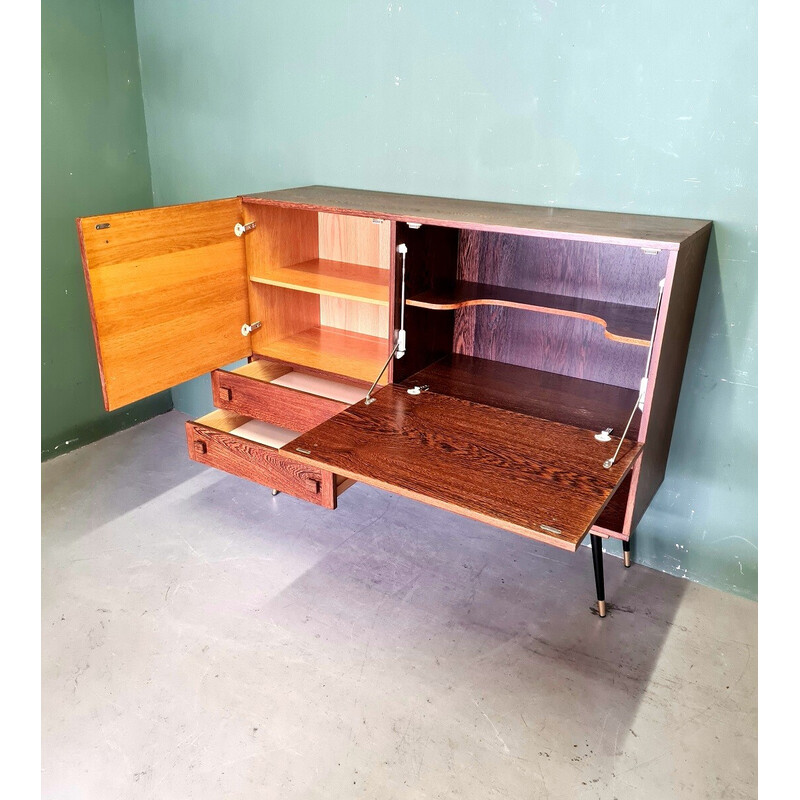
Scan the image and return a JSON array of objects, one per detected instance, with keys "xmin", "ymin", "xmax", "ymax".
[
  {"xmin": 250, "ymin": 258, "xmax": 389, "ymax": 306},
  {"xmin": 406, "ymin": 280, "xmax": 656, "ymax": 346}
]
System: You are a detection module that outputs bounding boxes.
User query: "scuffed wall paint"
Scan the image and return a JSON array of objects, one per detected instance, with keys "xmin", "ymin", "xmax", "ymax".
[{"xmin": 133, "ymin": 0, "xmax": 757, "ymax": 599}]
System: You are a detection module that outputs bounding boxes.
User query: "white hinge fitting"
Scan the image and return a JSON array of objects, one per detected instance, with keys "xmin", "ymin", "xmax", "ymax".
[
  {"xmin": 234, "ymin": 221, "xmax": 257, "ymax": 237},
  {"xmin": 406, "ymin": 222, "xmax": 422, "ymax": 229},
  {"xmin": 241, "ymin": 321, "xmax": 262, "ymax": 336}
]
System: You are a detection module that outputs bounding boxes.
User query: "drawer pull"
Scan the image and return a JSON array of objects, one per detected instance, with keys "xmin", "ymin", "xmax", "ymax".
[
  {"xmin": 303, "ymin": 477, "xmax": 321, "ymax": 494},
  {"xmin": 193, "ymin": 440, "xmax": 207, "ymax": 455},
  {"xmin": 218, "ymin": 386, "xmax": 233, "ymax": 402}
]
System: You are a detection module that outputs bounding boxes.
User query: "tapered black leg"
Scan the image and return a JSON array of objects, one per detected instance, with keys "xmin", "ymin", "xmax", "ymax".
[
  {"xmin": 590, "ymin": 534, "xmax": 606, "ymax": 617},
  {"xmin": 622, "ymin": 538, "xmax": 631, "ymax": 568}
]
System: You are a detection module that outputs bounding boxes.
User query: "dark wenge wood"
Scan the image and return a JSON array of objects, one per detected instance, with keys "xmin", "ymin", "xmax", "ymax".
[
  {"xmin": 629, "ymin": 224, "xmax": 713, "ymax": 531},
  {"xmin": 282, "ymin": 386, "xmax": 642, "ymax": 551},
  {"xmin": 243, "ymin": 186, "xmax": 710, "ymax": 248},
  {"xmin": 390, "ymin": 224, "xmax": 459, "ymax": 383},
  {"xmin": 407, "ymin": 280, "xmax": 655, "ymax": 345},
  {"xmin": 404, "ymin": 354, "xmax": 641, "ymax": 438},
  {"xmin": 457, "ymin": 230, "xmax": 670, "ymax": 308},
  {"xmin": 594, "ymin": 472, "xmax": 632, "ymax": 534},
  {"xmin": 454, "ymin": 306, "xmax": 649, "ymax": 391}
]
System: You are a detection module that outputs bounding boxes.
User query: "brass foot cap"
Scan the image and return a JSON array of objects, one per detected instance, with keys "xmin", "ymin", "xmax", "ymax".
[
  {"xmin": 623, "ymin": 551, "xmax": 631, "ymax": 568},
  {"xmin": 597, "ymin": 600, "xmax": 607, "ymax": 618}
]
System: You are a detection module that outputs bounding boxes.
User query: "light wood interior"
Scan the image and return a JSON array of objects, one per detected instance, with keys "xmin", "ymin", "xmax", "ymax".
[
  {"xmin": 242, "ymin": 202, "xmax": 391, "ymax": 384},
  {"xmin": 78, "ymin": 199, "xmax": 252, "ymax": 411},
  {"xmin": 228, "ymin": 359, "xmax": 368, "ymax": 405},
  {"xmin": 194, "ymin": 408, "xmax": 300, "ymax": 449}
]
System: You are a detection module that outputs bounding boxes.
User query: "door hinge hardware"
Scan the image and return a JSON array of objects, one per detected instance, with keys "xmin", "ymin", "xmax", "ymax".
[
  {"xmin": 641, "ymin": 247, "xmax": 661, "ymax": 255},
  {"xmin": 594, "ymin": 428, "xmax": 613, "ymax": 442},
  {"xmin": 406, "ymin": 222, "xmax": 422, "ymax": 229},
  {"xmin": 234, "ymin": 221, "xmax": 257, "ymax": 237},
  {"xmin": 240, "ymin": 321, "xmax": 262, "ymax": 336}
]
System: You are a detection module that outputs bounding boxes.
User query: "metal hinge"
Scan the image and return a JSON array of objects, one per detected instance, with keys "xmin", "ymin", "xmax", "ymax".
[
  {"xmin": 241, "ymin": 321, "xmax": 262, "ymax": 336},
  {"xmin": 640, "ymin": 247, "xmax": 661, "ymax": 255},
  {"xmin": 234, "ymin": 221, "xmax": 257, "ymax": 237}
]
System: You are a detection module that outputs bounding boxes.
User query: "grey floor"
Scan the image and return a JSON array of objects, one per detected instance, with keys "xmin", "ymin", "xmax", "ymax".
[{"xmin": 42, "ymin": 411, "xmax": 756, "ymax": 799}]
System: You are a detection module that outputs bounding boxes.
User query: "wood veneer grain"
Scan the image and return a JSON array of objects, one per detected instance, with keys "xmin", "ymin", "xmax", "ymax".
[
  {"xmin": 283, "ymin": 386, "xmax": 642, "ymax": 550},
  {"xmin": 407, "ymin": 280, "xmax": 655, "ymax": 345},
  {"xmin": 404, "ymin": 354, "xmax": 641, "ymax": 437},
  {"xmin": 77, "ymin": 199, "xmax": 251, "ymax": 411},
  {"xmin": 186, "ymin": 410, "xmax": 337, "ymax": 508},
  {"xmin": 244, "ymin": 186, "xmax": 710, "ymax": 248}
]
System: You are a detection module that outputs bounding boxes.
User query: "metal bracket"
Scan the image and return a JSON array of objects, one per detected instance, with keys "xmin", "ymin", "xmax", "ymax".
[
  {"xmin": 241, "ymin": 321, "xmax": 262, "ymax": 336},
  {"xmin": 640, "ymin": 247, "xmax": 661, "ymax": 255},
  {"xmin": 406, "ymin": 222, "xmax": 422, "ymax": 229},
  {"xmin": 594, "ymin": 428, "xmax": 613, "ymax": 442},
  {"xmin": 234, "ymin": 221, "xmax": 257, "ymax": 237}
]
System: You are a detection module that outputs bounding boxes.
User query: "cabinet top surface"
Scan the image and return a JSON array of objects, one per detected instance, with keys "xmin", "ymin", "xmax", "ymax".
[{"xmin": 243, "ymin": 185, "xmax": 711, "ymax": 249}]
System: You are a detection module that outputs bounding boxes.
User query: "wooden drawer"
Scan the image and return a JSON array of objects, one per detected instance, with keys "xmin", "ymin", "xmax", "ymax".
[
  {"xmin": 211, "ymin": 359, "xmax": 367, "ymax": 432},
  {"xmin": 185, "ymin": 409, "xmax": 347, "ymax": 508}
]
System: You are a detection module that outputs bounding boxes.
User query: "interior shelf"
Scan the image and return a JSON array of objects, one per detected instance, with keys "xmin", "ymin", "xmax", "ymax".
[
  {"xmin": 406, "ymin": 280, "xmax": 655, "ymax": 345},
  {"xmin": 403, "ymin": 354, "xmax": 641, "ymax": 438},
  {"xmin": 258, "ymin": 325, "xmax": 388, "ymax": 385},
  {"xmin": 250, "ymin": 259, "xmax": 389, "ymax": 306}
]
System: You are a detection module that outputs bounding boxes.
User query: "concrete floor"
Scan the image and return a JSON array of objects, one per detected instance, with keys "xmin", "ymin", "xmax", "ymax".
[{"xmin": 42, "ymin": 411, "xmax": 756, "ymax": 799}]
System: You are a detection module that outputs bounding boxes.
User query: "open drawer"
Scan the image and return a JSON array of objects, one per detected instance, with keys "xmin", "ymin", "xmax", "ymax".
[
  {"xmin": 185, "ymin": 409, "xmax": 352, "ymax": 508},
  {"xmin": 280, "ymin": 386, "xmax": 643, "ymax": 550},
  {"xmin": 211, "ymin": 359, "xmax": 368, "ymax": 432}
]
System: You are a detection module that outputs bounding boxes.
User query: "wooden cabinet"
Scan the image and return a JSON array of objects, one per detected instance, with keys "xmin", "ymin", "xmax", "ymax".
[{"xmin": 77, "ymin": 186, "xmax": 711, "ymax": 616}]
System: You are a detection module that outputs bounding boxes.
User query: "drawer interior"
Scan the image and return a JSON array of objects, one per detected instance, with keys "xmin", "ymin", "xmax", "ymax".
[
  {"xmin": 226, "ymin": 359, "xmax": 367, "ymax": 405},
  {"xmin": 193, "ymin": 409, "xmax": 301, "ymax": 449}
]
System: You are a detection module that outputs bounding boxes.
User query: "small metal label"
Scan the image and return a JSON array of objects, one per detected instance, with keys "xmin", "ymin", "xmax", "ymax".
[
  {"xmin": 540, "ymin": 524, "xmax": 562, "ymax": 535},
  {"xmin": 296, "ymin": 447, "xmax": 311, "ymax": 455},
  {"xmin": 95, "ymin": 222, "xmax": 110, "ymax": 230}
]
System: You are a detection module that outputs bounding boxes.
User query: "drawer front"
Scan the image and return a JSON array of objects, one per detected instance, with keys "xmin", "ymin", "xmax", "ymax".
[
  {"xmin": 186, "ymin": 419, "xmax": 337, "ymax": 508},
  {"xmin": 212, "ymin": 369, "xmax": 349, "ymax": 432}
]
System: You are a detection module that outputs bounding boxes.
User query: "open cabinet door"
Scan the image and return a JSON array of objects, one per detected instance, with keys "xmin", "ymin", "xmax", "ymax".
[{"xmin": 77, "ymin": 199, "xmax": 252, "ymax": 410}]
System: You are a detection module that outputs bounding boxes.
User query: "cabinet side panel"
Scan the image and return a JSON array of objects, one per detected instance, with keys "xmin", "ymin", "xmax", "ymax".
[
  {"xmin": 629, "ymin": 226, "xmax": 713, "ymax": 530},
  {"xmin": 78, "ymin": 198, "xmax": 250, "ymax": 411}
]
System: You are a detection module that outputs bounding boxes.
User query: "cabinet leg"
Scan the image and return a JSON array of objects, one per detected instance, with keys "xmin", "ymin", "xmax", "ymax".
[
  {"xmin": 271, "ymin": 489, "xmax": 279, "ymax": 497},
  {"xmin": 622, "ymin": 538, "xmax": 631, "ymax": 568},
  {"xmin": 590, "ymin": 534, "xmax": 606, "ymax": 617}
]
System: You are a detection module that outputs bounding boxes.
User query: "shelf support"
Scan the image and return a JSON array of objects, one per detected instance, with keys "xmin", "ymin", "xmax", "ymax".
[
  {"xmin": 364, "ymin": 244, "xmax": 408, "ymax": 405},
  {"xmin": 602, "ymin": 278, "xmax": 666, "ymax": 470}
]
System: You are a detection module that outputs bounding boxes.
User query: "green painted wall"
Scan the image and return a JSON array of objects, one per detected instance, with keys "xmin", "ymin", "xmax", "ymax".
[
  {"xmin": 42, "ymin": 0, "xmax": 171, "ymax": 461},
  {"xmin": 133, "ymin": 1, "xmax": 757, "ymax": 599}
]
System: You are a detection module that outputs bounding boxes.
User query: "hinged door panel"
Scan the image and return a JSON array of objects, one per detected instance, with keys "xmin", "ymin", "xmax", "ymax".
[
  {"xmin": 281, "ymin": 386, "xmax": 643, "ymax": 551},
  {"xmin": 77, "ymin": 199, "xmax": 251, "ymax": 410}
]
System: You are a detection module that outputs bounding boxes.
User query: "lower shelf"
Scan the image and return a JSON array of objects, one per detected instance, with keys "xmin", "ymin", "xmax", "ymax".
[
  {"xmin": 404, "ymin": 354, "xmax": 641, "ymax": 438},
  {"xmin": 258, "ymin": 325, "xmax": 388, "ymax": 385}
]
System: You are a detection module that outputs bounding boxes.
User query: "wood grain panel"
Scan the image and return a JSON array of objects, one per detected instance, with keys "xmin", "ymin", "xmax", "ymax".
[
  {"xmin": 404, "ymin": 354, "xmax": 640, "ymax": 437},
  {"xmin": 318, "ymin": 213, "xmax": 391, "ymax": 268},
  {"xmin": 186, "ymin": 410, "xmax": 338, "ymax": 508},
  {"xmin": 454, "ymin": 306, "xmax": 649, "ymax": 390},
  {"xmin": 212, "ymin": 368, "xmax": 349, "ymax": 431},
  {"xmin": 407, "ymin": 280, "xmax": 654, "ymax": 345},
  {"xmin": 628, "ymin": 225, "xmax": 713, "ymax": 532},
  {"xmin": 77, "ymin": 199, "xmax": 250, "ymax": 410},
  {"xmin": 319, "ymin": 297, "xmax": 389, "ymax": 338},
  {"xmin": 251, "ymin": 258, "xmax": 389, "ymax": 305},
  {"xmin": 260, "ymin": 325, "xmax": 389, "ymax": 384},
  {"xmin": 283, "ymin": 386, "xmax": 642, "ymax": 551},
  {"xmin": 457, "ymin": 230, "xmax": 669, "ymax": 307},
  {"xmin": 245, "ymin": 186, "xmax": 710, "ymax": 248},
  {"xmin": 247, "ymin": 283, "xmax": 320, "ymax": 350}
]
